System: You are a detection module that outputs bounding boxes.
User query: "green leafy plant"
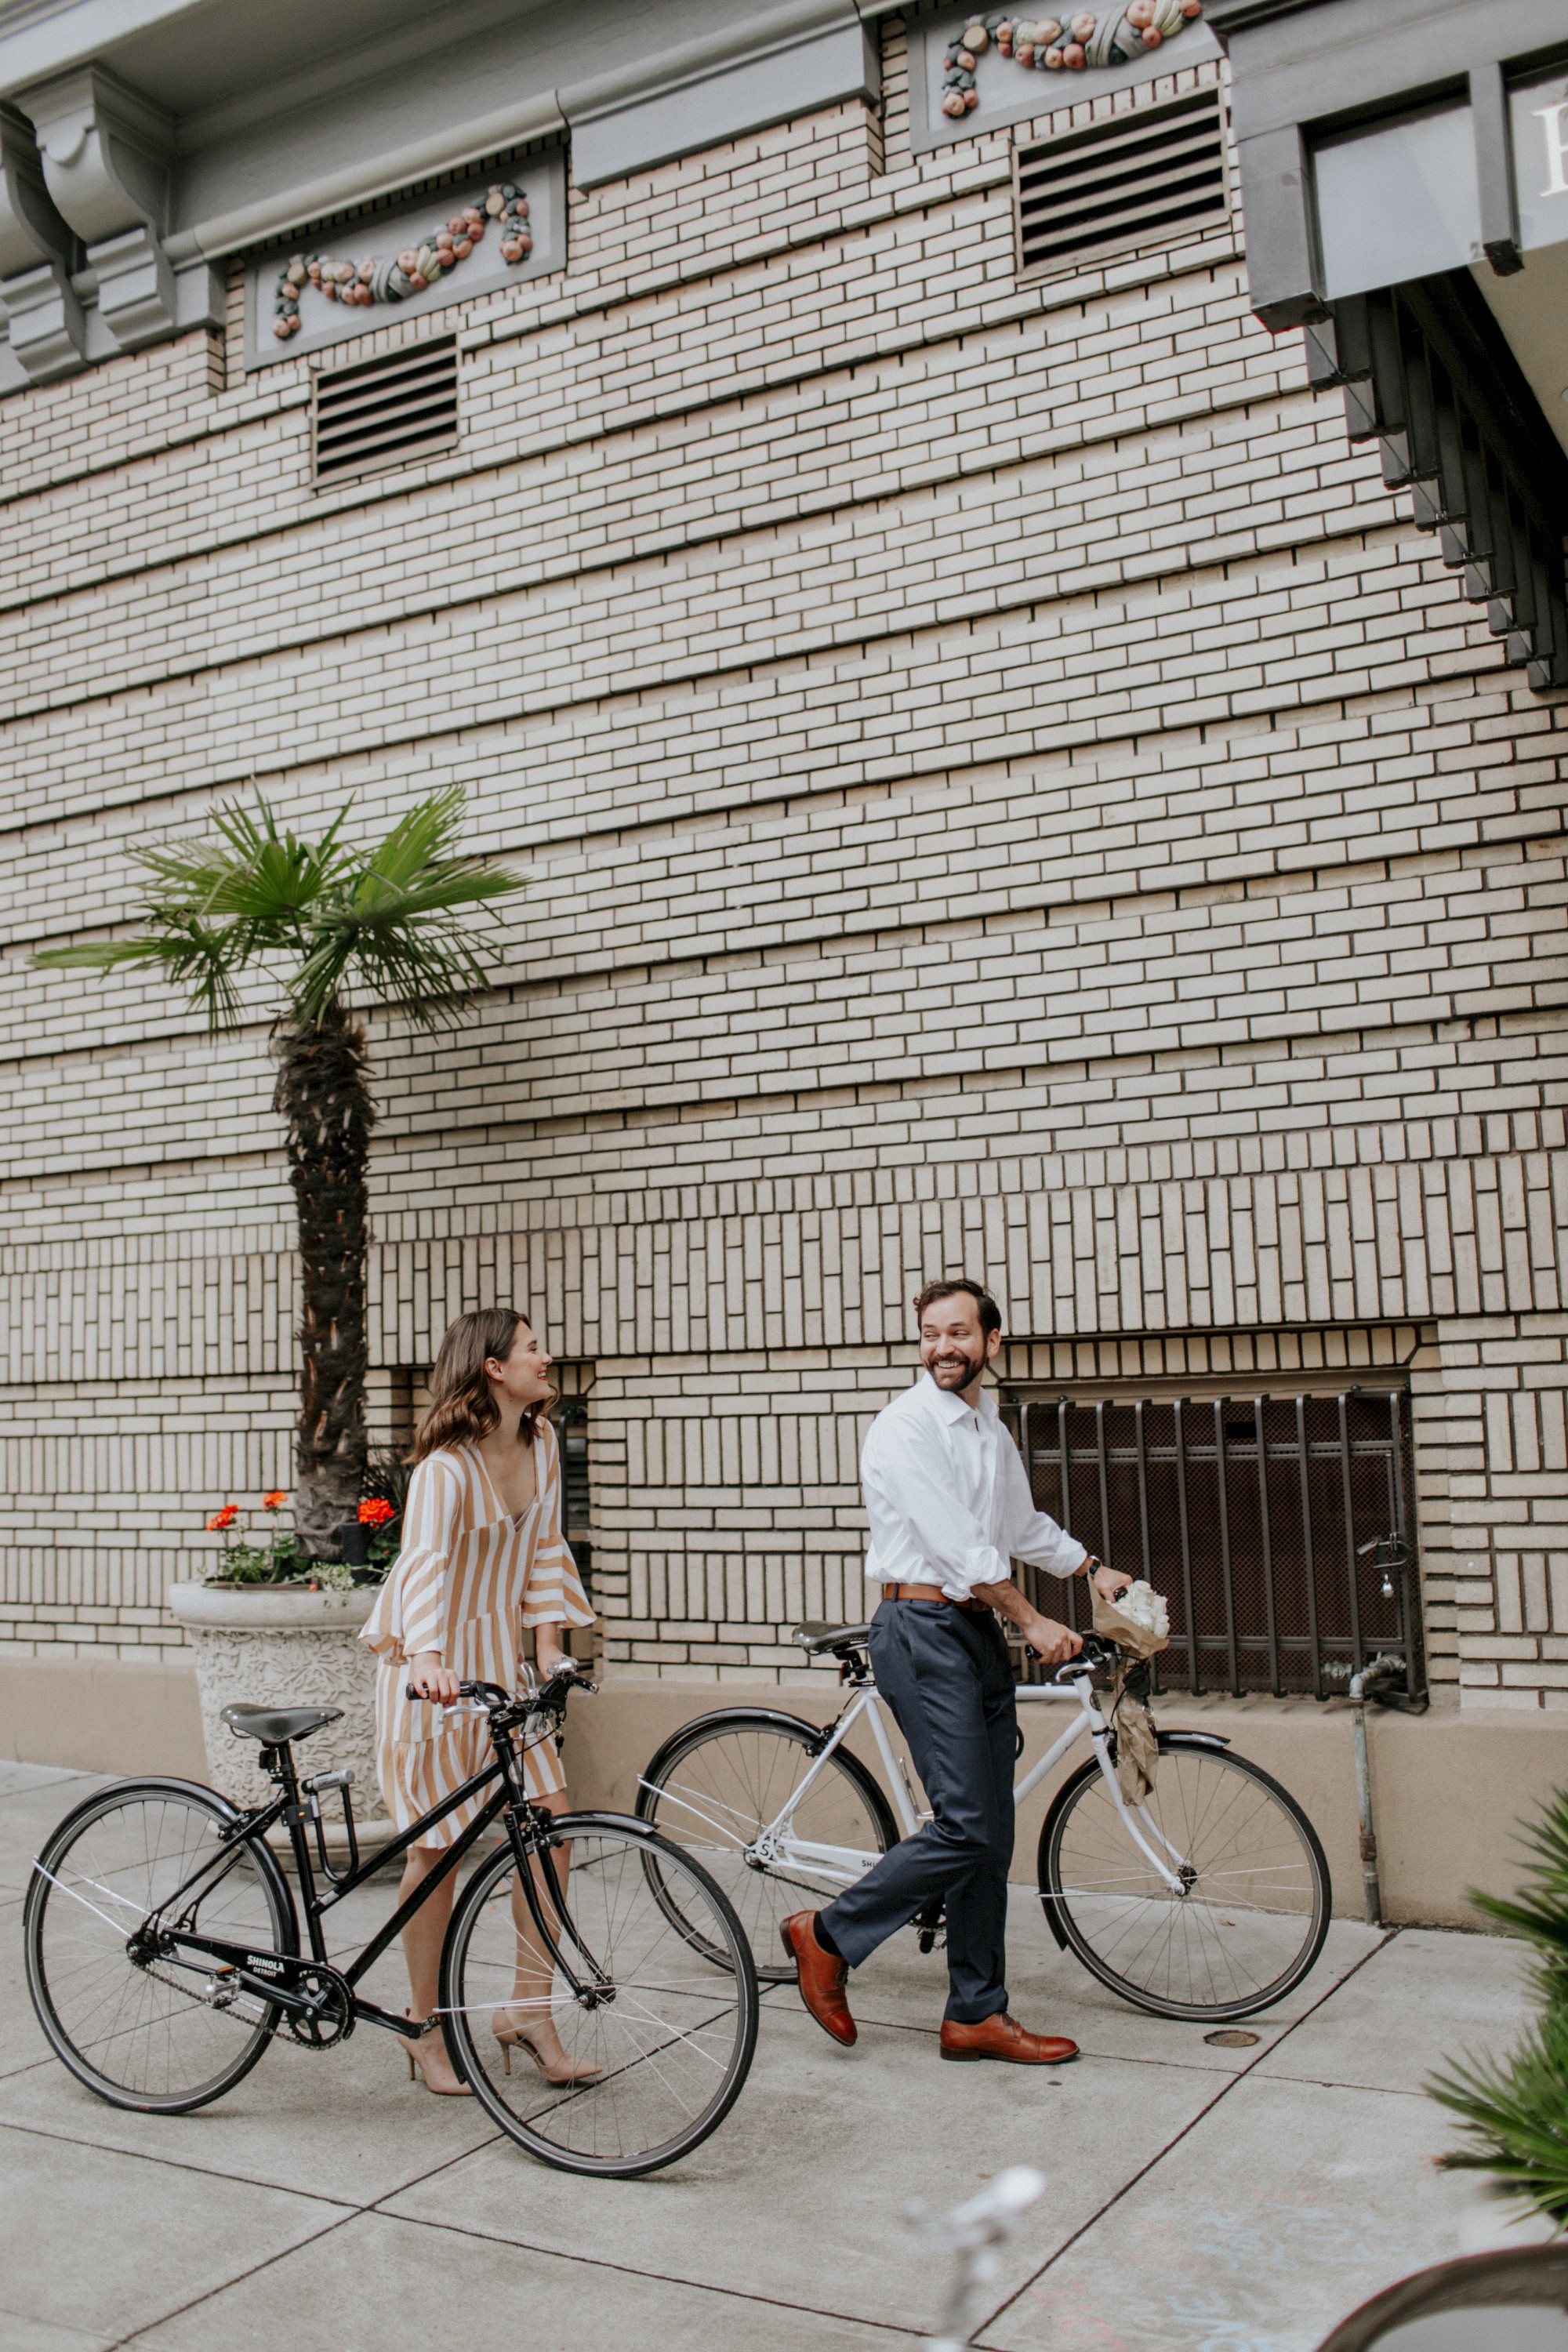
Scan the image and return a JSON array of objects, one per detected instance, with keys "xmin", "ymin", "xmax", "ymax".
[
  {"xmin": 36, "ymin": 789, "xmax": 523, "ymax": 1558},
  {"xmin": 1431, "ymin": 2008, "xmax": 1568, "ymax": 2227},
  {"xmin": 1430, "ymin": 1784, "xmax": 1568, "ymax": 2229}
]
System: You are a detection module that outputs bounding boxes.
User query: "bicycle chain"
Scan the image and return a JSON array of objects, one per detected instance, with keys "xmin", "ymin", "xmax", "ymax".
[
  {"xmin": 135, "ymin": 1956, "xmax": 349, "ymax": 2050},
  {"xmin": 136, "ymin": 1955, "xmax": 270, "ymax": 2029}
]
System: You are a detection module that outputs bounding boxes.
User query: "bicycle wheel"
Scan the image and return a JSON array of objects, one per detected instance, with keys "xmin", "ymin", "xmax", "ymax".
[
  {"xmin": 1039, "ymin": 1733, "xmax": 1331, "ymax": 2022},
  {"xmin": 25, "ymin": 1777, "xmax": 295, "ymax": 2112},
  {"xmin": 636, "ymin": 1711, "xmax": 896, "ymax": 1981},
  {"xmin": 442, "ymin": 1815, "xmax": 759, "ymax": 2176}
]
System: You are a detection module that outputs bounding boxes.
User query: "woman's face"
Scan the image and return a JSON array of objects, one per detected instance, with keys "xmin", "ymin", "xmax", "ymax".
[{"xmin": 485, "ymin": 1320, "xmax": 553, "ymax": 1412}]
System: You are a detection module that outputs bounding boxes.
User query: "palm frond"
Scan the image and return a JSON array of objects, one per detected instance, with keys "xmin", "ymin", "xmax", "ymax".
[
  {"xmin": 135, "ymin": 795, "xmax": 355, "ymax": 941},
  {"xmin": 358, "ymin": 785, "xmax": 467, "ymax": 891},
  {"xmin": 1431, "ymin": 2006, "xmax": 1568, "ymax": 2228},
  {"xmin": 34, "ymin": 786, "xmax": 524, "ymax": 1034},
  {"xmin": 34, "ymin": 918, "xmax": 246, "ymax": 1030},
  {"xmin": 1469, "ymin": 1788, "xmax": 1568, "ymax": 2003}
]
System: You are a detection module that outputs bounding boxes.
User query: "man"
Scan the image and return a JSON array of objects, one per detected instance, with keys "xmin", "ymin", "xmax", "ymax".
[{"xmin": 781, "ymin": 1278, "xmax": 1131, "ymax": 2063}]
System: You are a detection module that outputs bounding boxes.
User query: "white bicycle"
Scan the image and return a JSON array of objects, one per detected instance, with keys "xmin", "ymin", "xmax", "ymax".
[{"xmin": 636, "ymin": 1624, "xmax": 1331, "ymax": 2023}]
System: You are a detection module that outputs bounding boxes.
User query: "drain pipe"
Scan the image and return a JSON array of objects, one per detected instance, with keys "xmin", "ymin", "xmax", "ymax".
[{"xmin": 1333, "ymin": 1654, "xmax": 1406, "ymax": 1926}]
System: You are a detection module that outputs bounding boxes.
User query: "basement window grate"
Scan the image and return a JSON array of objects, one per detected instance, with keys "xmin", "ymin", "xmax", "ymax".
[
  {"xmin": 1016, "ymin": 89, "xmax": 1229, "ymax": 278},
  {"xmin": 312, "ymin": 336, "xmax": 459, "ymax": 484}
]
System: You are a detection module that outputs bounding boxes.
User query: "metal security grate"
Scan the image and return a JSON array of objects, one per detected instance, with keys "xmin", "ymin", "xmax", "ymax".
[
  {"xmin": 1003, "ymin": 1390, "xmax": 1423, "ymax": 1700},
  {"xmin": 312, "ymin": 336, "xmax": 459, "ymax": 484},
  {"xmin": 555, "ymin": 1392, "xmax": 593, "ymax": 1599},
  {"xmin": 1016, "ymin": 89, "xmax": 1229, "ymax": 278}
]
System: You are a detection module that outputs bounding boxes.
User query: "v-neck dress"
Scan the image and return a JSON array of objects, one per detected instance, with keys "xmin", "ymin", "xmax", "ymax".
[{"xmin": 360, "ymin": 1428, "xmax": 593, "ymax": 1846}]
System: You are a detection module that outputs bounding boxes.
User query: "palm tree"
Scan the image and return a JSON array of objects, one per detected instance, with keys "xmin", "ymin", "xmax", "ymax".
[{"xmin": 34, "ymin": 787, "xmax": 524, "ymax": 1557}]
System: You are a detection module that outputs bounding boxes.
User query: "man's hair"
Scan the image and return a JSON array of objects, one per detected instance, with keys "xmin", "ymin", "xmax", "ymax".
[{"xmin": 912, "ymin": 1278, "xmax": 1001, "ymax": 1338}]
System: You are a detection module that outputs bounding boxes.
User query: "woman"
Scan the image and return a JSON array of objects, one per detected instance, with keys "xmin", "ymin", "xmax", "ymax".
[{"xmin": 361, "ymin": 1306, "xmax": 596, "ymax": 2095}]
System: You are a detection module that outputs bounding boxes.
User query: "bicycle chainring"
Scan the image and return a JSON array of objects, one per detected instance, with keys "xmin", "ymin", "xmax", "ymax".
[{"xmin": 282, "ymin": 1968, "xmax": 355, "ymax": 2050}]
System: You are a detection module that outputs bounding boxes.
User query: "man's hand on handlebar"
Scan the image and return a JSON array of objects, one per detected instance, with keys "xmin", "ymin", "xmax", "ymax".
[
  {"xmin": 407, "ymin": 1651, "xmax": 462, "ymax": 1706},
  {"xmin": 1019, "ymin": 1610, "xmax": 1082, "ymax": 1666}
]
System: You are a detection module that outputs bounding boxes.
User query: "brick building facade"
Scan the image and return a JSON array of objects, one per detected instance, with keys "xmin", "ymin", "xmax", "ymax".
[{"xmin": 3, "ymin": 3, "xmax": 1567, "ymax": 1748}]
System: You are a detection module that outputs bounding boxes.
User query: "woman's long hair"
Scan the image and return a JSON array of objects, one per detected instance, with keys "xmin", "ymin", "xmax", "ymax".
[{"xmin": 410, "ymin": 1308, "xmax": 556, "ymax": 1462}]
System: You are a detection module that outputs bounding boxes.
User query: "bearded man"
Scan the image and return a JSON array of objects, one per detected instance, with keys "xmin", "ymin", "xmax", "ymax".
[{"xmin": 781, "ymin": 1278, "xmax": 1131, "ymax": 2063}]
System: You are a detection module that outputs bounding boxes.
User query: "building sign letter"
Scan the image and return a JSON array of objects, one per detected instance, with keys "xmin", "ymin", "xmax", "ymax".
[{"xmin": 1534, "ymin": 102, "xmax": 1568, "ymax": 199}]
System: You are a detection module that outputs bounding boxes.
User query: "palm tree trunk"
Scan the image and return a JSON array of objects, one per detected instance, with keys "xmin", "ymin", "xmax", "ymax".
[{"xmin": 272, "ymin": 1005, "xmax": 373, "ymax": 1558}]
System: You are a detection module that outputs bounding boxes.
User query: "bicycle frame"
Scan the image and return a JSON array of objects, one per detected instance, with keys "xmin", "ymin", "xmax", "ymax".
[
  {"xmin": 95, "ymin": 1696, "xmax": 602, "ymax": 2042},
  {"xmin": 653, "ymin": 1663, "xmax": 1191, "ymax": 1898}
]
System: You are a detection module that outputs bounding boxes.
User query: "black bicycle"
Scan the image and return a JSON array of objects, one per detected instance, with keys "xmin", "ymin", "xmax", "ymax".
[{"xmin": 24, "ymin": 1665, "xmax": 758, "ymax": 2177}]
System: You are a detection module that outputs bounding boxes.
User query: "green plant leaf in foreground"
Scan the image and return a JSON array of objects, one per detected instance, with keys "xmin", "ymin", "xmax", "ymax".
[
  {"xmin": 1467, "ymin": 1785, "xmax": 1568, "ymax": 2011},
  {"xmin": 1429, "ymin": 2003, "xmax": 1568, "ymax": 2230}
]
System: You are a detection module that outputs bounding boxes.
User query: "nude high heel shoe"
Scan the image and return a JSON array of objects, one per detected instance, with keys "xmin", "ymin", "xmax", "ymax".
[
  {"xmin": 399, "ymin": 2016, "xmax": 473, "ymax": 2096},
  {"xmin": 491, "ymin": 2005, "xmax": 604, "ymax": 2086}
]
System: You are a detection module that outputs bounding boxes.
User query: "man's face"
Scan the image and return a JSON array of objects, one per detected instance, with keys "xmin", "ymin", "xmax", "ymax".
[{"xmin": 918, "ymin": 1294, "xmax": 1001, "ymax": 1396}]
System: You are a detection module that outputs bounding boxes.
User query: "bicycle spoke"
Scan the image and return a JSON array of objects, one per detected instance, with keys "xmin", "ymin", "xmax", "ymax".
[
  {"xmin": 1044, "ymin": 1746, "xmax": 1328, "ymax": 2021},
  {"xmin": 27, "ymin": 1788, "xmax": 289, "ymax": 2112},
  {"xmin": 637, "ymin": 1719, "xmax": 892, "ymax": 1979},
  {"xmin": 445, "ymin": 1823, "xmax": 757, "ymax": 2175}
]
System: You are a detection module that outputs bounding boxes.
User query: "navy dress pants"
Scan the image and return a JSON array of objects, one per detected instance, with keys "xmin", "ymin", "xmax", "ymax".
[{"xmin": 818, "ymin": 1599, "xmax": 1017, "ymax": 2024}]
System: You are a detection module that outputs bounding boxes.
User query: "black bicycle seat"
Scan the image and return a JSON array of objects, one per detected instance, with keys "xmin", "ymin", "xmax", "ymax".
[
  {"xmin": 791, "ymin": 1622, "xmax": 872, "ymax": 1654},
  {"xmin": 221, "ymin": 1704, "xmax": 343, "ymax": 1745}
]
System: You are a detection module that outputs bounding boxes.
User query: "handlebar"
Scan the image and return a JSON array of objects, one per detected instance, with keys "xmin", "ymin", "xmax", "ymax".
[
  {"xmin": 403, "ymin": 1666, "xmax": 597, "ymax": 1712},
  {"xmin": 1051, "ymin": 1632, "xmax": 1117, "ymax": 1682}
]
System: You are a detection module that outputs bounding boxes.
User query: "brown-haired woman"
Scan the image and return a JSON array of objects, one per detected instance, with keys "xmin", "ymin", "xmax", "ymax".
[{"xmin": 360, "ymin": 1306, "xmax": 595, "ymax": 2095}]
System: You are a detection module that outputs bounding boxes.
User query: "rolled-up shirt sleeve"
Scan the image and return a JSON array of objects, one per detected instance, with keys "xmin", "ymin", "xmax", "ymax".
[{"xmin": 996, "ymin": 1436, "xmax": 1088, "ymax": 1582}]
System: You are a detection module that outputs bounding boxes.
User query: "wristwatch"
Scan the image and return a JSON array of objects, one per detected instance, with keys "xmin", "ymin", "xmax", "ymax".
[{"xmin": 1081, "ymin": 1555, "xmax": 1103, "ymax": 1580}]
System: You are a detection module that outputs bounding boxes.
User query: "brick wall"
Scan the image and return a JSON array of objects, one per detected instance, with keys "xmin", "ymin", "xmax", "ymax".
[{"xmin": 2, "ymin": 22, "xmax": 1566, "ymax": 1703}]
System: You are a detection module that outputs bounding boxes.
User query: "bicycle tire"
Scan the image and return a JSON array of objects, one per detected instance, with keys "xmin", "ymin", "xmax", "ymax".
[
  {"xmin": 441, "ymin": 1811, "xmax": 760, "ymax": 2177},
  {"xmin": 1038, "ymin": 1733, "xmax": 1332, "ymax": 2022},
  {"xmin": 635, "ymin": 1709, "xmax": 897, "ymax": 1981},
  {"xmin": 25, "ymin": 1777, "xmax": 296, "ymax": 2113}
]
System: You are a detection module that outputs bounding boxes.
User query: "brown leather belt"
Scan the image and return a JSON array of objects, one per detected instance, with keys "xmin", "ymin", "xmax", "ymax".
[{"xmin": 884, "ymin": 1582, "xmax": 991, "ymax": 1612}]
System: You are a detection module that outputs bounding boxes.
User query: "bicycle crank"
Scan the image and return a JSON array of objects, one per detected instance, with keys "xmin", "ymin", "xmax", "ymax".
[{"xmin": 129, "ymin": 1930, "xmax": 357, "ymax": 2045}]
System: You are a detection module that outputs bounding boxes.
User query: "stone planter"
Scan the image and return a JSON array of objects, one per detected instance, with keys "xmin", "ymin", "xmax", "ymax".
[{"xmin": 167, "ymin": 1581, "xmax": 388, "ymax": 1825}]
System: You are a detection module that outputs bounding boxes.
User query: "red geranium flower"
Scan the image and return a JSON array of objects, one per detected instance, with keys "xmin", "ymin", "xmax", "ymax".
[
  {"xmin": 262, "ymin": 1491, "xmax": 287, "ymax": 1512},
  {"xmin": 206, "ymin": 1504, "xmax": 239, "ymax": 1531},
  {"xmin": 358, "ymin": 1497, "xmax": 396, "ymax": 1527}
]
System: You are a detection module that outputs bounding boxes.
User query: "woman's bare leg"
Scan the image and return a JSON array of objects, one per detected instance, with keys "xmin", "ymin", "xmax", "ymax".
[
  {"xmin": 495, "ymin": 1790, "xmax": 585, "ymax": 2072},
  {"xmin": 398, "ymin": 1845, "xmax": 468, "ymax": 2093}
]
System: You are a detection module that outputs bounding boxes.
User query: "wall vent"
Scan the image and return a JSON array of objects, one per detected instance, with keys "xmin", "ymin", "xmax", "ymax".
[
  {"xmin": 1016, "ymin": 89, "xmax": 1229, "ymax": 278},
  {"xmin": 312, "ymin": 336, "xmax": 459, "ymax": 484}
]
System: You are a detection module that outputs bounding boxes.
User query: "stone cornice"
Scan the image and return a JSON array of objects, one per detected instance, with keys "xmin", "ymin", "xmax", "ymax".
[{"xmin": 163, "ymin": 92, "xmax": 564, "ymax": 264}]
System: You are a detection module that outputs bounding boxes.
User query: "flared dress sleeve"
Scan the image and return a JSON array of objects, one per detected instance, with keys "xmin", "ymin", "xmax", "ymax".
[
  {"xmin": 358, "ymin": 1453, "xmax": 465, "ymax": 1662},
  {"xmin": 522, "ymin": 1421, "xmax": 594, "ymax": 1630}
]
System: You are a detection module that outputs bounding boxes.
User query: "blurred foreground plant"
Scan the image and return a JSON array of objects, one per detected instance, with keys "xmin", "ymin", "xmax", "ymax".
[{"xmin": 1429, "ymin": 1785, "xmax": 1568, "ymax": 2229}]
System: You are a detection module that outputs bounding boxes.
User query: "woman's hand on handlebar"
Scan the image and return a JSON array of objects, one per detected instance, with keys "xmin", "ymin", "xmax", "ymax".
[{"xmin": 407, "ymin": 1651, "xmax": 461, "ymax": 1705}]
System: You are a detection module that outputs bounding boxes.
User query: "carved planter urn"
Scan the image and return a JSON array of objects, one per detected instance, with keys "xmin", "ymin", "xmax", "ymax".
[{"xmin": 167, "ymin": 1582, "xmax": 387, "ymax": 1823}]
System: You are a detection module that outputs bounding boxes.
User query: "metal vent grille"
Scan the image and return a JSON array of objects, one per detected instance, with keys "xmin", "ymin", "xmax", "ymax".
[
  {"xmin": 312, "ymin": 336, "xmax": 459, "ymax": 483},
  {"xmin": 1016, "ymin": 89, "xmax": 1229, "ymax": 278}
]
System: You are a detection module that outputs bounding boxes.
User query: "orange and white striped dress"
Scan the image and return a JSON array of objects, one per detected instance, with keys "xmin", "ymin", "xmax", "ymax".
[{"xmin": 360, "ymin": 1426, "xmax": 593, "ymax": 1847}]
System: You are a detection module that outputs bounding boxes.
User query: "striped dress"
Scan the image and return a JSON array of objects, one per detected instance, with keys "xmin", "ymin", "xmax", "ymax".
[{"xmin": 360, "ymin": 1427, "xmax": 593, "ymax": 1846}]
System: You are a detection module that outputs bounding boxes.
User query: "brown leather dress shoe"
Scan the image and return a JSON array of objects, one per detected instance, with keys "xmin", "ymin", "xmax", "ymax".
[
  {"xmin": 780, "ymin": 1911, "xmax": 856, "ymax": 2046},
  {"xmin": 939, "ymin": 2012, "xmax": 1079, "ymax": 2065}
]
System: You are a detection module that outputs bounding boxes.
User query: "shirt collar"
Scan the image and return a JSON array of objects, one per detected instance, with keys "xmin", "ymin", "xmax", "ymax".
[{"xmin": 916, "ymin": 1373, "xmax": 997, "ymax": 1425}]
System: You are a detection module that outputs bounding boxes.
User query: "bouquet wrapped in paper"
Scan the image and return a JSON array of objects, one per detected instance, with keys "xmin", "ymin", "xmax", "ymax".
[{"xmin": 1089, "ymin": 1577, "xmax": 1169, "ymax": 1801}]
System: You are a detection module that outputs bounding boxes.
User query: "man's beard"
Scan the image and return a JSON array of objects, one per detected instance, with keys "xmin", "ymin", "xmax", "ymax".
[{"xmin": 926, "ymin": 1347, "xmax": 982, "ymax": 1390}]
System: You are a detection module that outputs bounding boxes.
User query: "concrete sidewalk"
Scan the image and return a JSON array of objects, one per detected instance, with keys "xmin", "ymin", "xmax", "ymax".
[{"xmin": 0, "ymin": 1762, "xmax": 1538, "ymax": 2352}]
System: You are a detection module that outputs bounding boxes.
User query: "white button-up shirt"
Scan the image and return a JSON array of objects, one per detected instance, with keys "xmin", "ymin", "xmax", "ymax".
[{"xmin": 862, "ymin": 1374, "xmax": 1087, "ymax": 1602}]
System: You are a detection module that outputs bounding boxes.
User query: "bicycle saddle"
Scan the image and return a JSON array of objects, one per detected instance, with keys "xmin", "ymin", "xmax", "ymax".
[
  {"xmin": 221, "ymin": 1704, "xmax": 343, "ymax": 1745},
  {"xmin": 791, "ymin": 1622, "xmax": 872, "ymax": 1654}
]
